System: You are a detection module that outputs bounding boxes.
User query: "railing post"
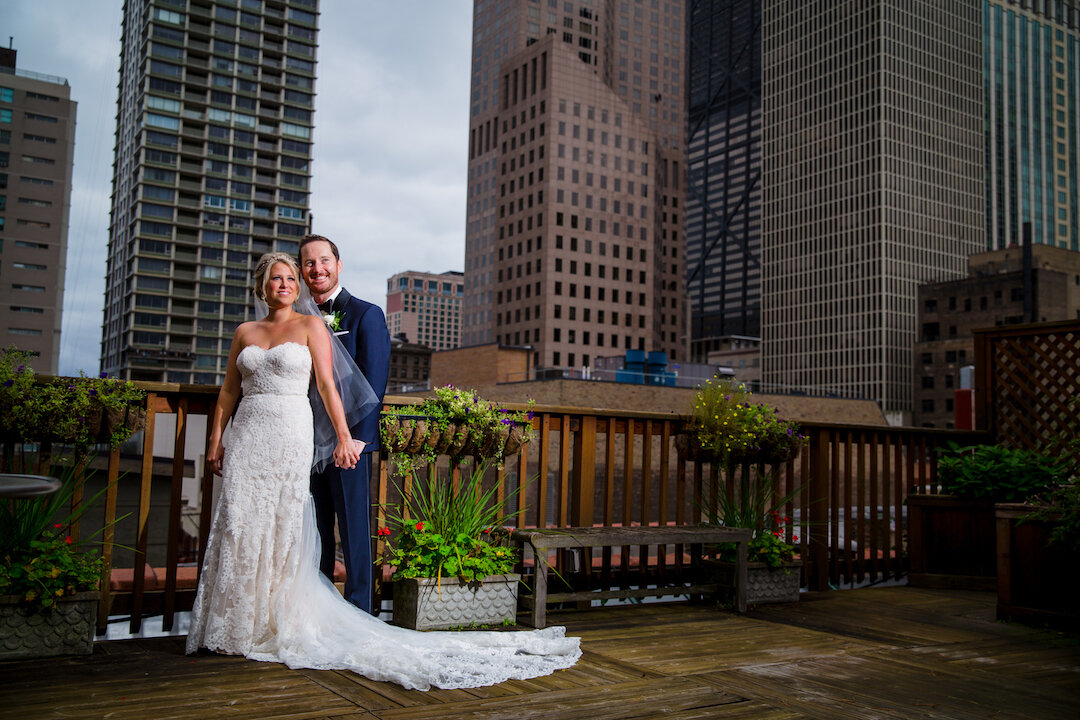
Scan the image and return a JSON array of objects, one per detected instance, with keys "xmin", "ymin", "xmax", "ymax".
[
  {"xmin": 809, "ymin": 426, "xmax": 830, "ymax": 591},
  {"xmin": 571, "ymin": 414, "xmax": 596, "ymax": 527}
]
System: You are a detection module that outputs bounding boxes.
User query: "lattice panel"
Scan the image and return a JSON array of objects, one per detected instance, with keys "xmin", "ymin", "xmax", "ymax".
[{"xmin": 983, "ymin": 323, "xmax": 1080, "ymax": 470}]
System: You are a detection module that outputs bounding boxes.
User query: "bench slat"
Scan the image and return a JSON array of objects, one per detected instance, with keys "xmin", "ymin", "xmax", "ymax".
[{"xmin": 512, "ymin": 525, "xmax": 749, "ymax": 627}]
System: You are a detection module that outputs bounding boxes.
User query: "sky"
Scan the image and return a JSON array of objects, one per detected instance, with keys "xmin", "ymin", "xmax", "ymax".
[{"xmin": 6, "ymin": 1, "xmax": 474, "ymax": 376}]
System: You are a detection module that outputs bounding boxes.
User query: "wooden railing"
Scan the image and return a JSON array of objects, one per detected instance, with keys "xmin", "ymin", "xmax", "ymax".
[{"xmin": 10, "ymin": 388, "xmax": 989, "ymax": 634}]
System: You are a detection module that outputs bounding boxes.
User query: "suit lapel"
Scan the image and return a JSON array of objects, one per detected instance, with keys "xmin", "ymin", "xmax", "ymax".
[{"xmin": 333, "ymin": 288, "xmax": 353, "ymax": 316}]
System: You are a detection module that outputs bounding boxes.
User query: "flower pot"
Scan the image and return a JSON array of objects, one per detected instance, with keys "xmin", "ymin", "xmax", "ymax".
[
  {"xmin": 0, "ymin": 590, "xmax": 100, "ymax": 660},
  {"xmin": 392, "ymin": 573, "xmax": 521, "ymax": 630},
  {"xmin": 97, "ymin": 404, "xmax": 146, "ymax": 443},
  {"xmin": 907, "ymin": 494, "xmax": 997, "ymax": 590},
  {"xmin": 995, "ymin": 504, "xmax": 1080, "ymax": 630},
  {"xmin": 502, "ymin": 422, "xmax": 527, "ymax": 456},
  {"xmin": 708, "ymin": 559, "xmax": 802, "ymax": 605}
]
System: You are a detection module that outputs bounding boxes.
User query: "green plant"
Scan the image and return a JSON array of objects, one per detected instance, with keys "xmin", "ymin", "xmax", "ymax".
[
  {"xmin": 700, "ymin": 474, "xmax": 801, "ymax": 569},
  {"xmin": 714, "ymin": 510, "xmax": 799, "ymax": 569},
  {"xmin": 380, "ymin": 385, "xmax": 534, "ymax": 473},
  {"xmin": 0, "ymin": 527, "xmax": 104, "ymax": 609},
  {"xmin": 1023, "ymin": 482, "xmax": 1080, "ymax": 552},
  {"xmin": 377, "ymin": 461, "xmax": 523, "ymax": 582},
  {"xmin": 686, "ymin": 379, "xmax": 805, "ymax": 466},
  {"xmin": 937, "ymin": 443, "xmax": 1066, "ymax": 503},
  {"xmin": 0, "ymin": 347, "xmax": 146, "ymax": 454},
  {"xmin": 0, "ymin": 464, "xmax": 118, "ymax": 611}
]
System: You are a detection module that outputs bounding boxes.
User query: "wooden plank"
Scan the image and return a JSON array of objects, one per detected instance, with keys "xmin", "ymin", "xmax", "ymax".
[
  {"xmin": 130, "ymin": 393, "xmax": 158, "ymax": 634},
  {"xmin": 163, "ymin": 396, "xmax": 188, "ymax": 631}
]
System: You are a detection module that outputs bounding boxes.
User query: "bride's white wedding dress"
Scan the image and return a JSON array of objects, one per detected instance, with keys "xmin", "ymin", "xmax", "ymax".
[{"xmin": 186, "ymin": 342, "xmax": 580, "ymax": 690}]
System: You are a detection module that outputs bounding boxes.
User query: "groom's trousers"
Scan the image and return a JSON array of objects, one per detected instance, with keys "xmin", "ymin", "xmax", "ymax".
[{"xmin": 311, "ymin": 453, "xmax": 373, "ymax": 613}]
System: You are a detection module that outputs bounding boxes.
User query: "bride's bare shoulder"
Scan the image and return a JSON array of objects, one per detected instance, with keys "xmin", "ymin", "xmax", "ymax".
[{"xmin": 232, "ymin": 321, "xmax": 262, "ymax": 345}]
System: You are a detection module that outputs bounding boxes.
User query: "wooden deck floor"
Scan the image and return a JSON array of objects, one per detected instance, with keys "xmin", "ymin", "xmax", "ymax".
[{"xmin": 3, "ymin": 586, "xmax": 1079, "ymax": 720}]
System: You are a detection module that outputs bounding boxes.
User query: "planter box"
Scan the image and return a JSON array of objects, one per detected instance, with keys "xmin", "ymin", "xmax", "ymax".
[
  {"xmin": 392, "ymin": 574, "xmax": 520, "ymax": 630},
  {"xmin": 907, "ymin": 494, "xmax": 997, "ymax": 590},
  {"xmin": 995, "ymin": 504, "xmax": 1080, "ymax": 631},
  {"xmin": 0, "ymin": 590, "xmax": 99, "ymax": 660},
  {"xmin": 710, "ymin": 559, "xmax": 802, "ymax": 605}
]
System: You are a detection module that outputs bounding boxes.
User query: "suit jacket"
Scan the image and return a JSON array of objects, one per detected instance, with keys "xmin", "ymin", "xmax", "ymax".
[{"xmin": 328, "ymin": 288, "xmax": 390, "ymax": 453}]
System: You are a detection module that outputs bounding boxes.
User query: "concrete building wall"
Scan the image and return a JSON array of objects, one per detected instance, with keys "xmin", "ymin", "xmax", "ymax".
[
  {"xmin": 429, "ymin": 343, "xmax": 531, "ymax": 390},
  {"xmin": 0, "ymin": 59, "xmax": 76, "ymax": 373},
  {"xmin": 394, "ymin": 376, "xmax": 887, "ymax": 426}
]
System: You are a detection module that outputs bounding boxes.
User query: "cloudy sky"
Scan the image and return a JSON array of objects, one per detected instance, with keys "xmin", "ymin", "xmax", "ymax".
[{"xmin": 7, "ymin": 1, "xmax": 474, "ymax": 376}]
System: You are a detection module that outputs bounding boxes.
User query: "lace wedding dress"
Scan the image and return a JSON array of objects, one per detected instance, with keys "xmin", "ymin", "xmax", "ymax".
[{"xmin": 186, "ymin": 342, "xmax": 581, "ymax": 690}]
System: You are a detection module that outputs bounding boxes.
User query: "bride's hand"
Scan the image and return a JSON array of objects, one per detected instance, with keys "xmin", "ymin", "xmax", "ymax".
[
  {"xmin": 208, "ymin": 438, "xmax": 224, "ymax": 476},
  {"xmin": 334, "ymin": 438, "xmax": 362, "ymax": 469}
]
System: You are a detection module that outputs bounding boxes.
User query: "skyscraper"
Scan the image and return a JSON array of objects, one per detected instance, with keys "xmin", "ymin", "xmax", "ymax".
[
  {"xmin": 0, "ymin": 48, "xmax": 76, "ymax": 374},
  {"xmin": 761, "ymin": 1, "xmax": 985, "ymax": 424},
  {"xmin": 461, "ymin": 0, "xmax": 687, "ymax": 372},
  {"xmin": 100, "ymin": 0, "xmax": 318, "ymax": 383},
  {"xmin": 385, "ymin": 269, "xmax": 464, "ymax": 351},
  {"xmin": 985, "ymin": 0, "xmax": 1080, "ymax": 251},
  {"xmin": 685, "ymin": 0, "xmax": 762, "ymax": 363}
]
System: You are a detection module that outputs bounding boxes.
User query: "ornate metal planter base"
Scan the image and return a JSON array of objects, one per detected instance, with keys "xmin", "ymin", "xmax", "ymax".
[
  {"xmin": 0, "ymin": 590, "xmax": 99, "ymax": 660},
  {"xmin": 392, "ymin": 574, "xmax": 520, "ymax": 630},
  {"xmin": 710, "ymin": 560, "xmax": 802, "ymax": 605}
]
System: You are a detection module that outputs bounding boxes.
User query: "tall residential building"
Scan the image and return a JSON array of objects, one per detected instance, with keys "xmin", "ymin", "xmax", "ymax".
[
  {"xmin": 761, "ymin": 1, "xmax": 985, "ymax": 424},
  {"xmin": 461, "ymin": 0, "xmax": 687, "ymax": 372},
  {"xmin": 985, "ymin": 0, "xmax": 1080, "ymax": 251},
  {"xmin": 685, "ymin": 0, "xmax": 762, "ymax": 363},
  {"xmin": 385, "ymin": 270, "xmax": 464, "ymax": 351},
  {"xmin": 0, "ymin": 48, "xmax": 76, "ymax": 374},
  {"xmin": 100, "ymin": 0, "xmax": 319, "ymax": 383}
]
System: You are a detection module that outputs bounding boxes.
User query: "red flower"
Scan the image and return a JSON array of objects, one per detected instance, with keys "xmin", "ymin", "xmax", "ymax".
[
  {"xmin": 415, "ymin": 521, "xmax": 425, "ymax": 531},
  {"xmin": 54, "ymin": 523, "xmax": 62, "ymax": 529},
  {"xmin": 65, "ymin": 536, "xmax": 72, "ymax": 545},
  {"xmin": 377, "ymin": 527, "xmax": 391, "ymax": 537}
]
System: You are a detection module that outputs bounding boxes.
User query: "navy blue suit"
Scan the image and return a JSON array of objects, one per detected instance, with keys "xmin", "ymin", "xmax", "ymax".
[{"xmin": 310, "ymin": 288, "xmax": 389, "ymax": 613}]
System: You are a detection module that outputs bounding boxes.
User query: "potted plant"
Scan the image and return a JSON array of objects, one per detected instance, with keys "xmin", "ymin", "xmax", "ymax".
[
  {"xmin": 380, "ymin": 385, "xmax": 534, "ymax": 474},
  {"xmin": 907, "ymin": 443, "xmax": 1064, "ymax": 590},
  {"xmin": 700, "ymin": 479, "xmax": 803, "ymax": 605},
  {"xmin": 678, "ymin": 379, "xmax": 805, "ymax": 467},
  {"xmin": 0, "ymin": 347, "xmax": 146, "ymax": 457},
  {"xmin": 0, "ymin": 467, "xmax": 111, "ymax": 659},
  {"xmin": 377, "ymin": 461, "xmax": 524, "ymax": 630},
  {"xmin": 995, "ymin": 402, "xmax": 1080, "ymax": 629}
]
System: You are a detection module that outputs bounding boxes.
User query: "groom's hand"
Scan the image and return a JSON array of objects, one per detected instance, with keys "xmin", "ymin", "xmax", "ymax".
[{"xmin": 353, "ymin": 439, "xmax": 367, "ymax": 455}]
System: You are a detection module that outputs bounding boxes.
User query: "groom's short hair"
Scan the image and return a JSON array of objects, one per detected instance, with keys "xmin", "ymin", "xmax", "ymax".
[{"xmin": 300, "ymin": 234, "xmax": 339, "ymax": 261}]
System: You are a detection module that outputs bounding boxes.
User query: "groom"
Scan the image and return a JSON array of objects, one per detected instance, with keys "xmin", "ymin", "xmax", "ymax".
[{"xmin": 300, "ymin": 233, "xmax": 390, "ymax": 613}]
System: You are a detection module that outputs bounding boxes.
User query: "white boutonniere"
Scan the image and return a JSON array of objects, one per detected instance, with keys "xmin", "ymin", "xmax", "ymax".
[{"xmin": 323, "ymin": 310, "xmax": 344, "ymax": 332}]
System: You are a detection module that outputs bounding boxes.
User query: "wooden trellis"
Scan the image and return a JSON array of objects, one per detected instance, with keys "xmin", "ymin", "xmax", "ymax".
[{"xmin": 974, "ymin": 319, "xmax": 1080, "ymax": 470}]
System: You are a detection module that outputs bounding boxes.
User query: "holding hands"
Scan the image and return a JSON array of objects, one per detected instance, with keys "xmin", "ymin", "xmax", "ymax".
[{"xmin": 334, "ymin": 438, "xmax": 366, "ymax": 469}]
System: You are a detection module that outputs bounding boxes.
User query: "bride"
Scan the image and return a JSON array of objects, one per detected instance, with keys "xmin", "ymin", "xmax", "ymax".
[{"xmin": 186, "ymin": 252, "xmax": 580, "ymax": 690}]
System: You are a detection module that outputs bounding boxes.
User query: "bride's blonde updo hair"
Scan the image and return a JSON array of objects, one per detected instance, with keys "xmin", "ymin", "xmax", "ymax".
[{"xmin": 253, "ymin": 251, "xmax": 301, "ymax": 301}]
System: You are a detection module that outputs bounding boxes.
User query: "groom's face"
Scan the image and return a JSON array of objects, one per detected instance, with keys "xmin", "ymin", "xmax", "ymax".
[{"xmin": 300, "ymin": 240, "xmax": 342, "ymax": 298}]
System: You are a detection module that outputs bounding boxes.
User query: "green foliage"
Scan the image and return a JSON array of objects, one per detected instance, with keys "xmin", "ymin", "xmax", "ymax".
[
  {"xmin": 380, "ymin": 385, "xmax": 534, "ymax": 473},
  {"xmin": 714, "ymin": 513, "xmax": 799, "ymax": 570},
  {"xmin": 0, "ymin": 464, "xmax": 119, "ymax": 610},
  {"xmin": 378, "ymin": 462, "xmax": 523, "ymax": 582},
  {"xmin": 687, "ymin": 379, "xmax": 805, "ymax": 466},
  {"xmin": 701, "ymin": 477, "xmax": 801, "ymax": 569},
  {"xmin": 1024, "ymin": 482, "xmax": 1080, "ymax": 552},
  {"xmin": 937, "ymin": 443, "xmax": 1066, "ymax": 503},
  {"xmin": 0, "ymin": 347, "xmax": 146, "ymax": 454},
  {"xmin": 0, "ymin": 528, "xmax": 105, "ymax": 610}
]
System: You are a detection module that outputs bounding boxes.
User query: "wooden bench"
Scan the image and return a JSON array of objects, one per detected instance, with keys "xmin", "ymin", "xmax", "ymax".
[{"xmin": 511, "ymin": 525, "xmax": 751, "ymax": 628}]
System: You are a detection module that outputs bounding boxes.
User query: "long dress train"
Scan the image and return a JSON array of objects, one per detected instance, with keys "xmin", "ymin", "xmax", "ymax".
[{"xmin": 185, "ymin": 342, "xmax": 581, "ymax": 690}]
